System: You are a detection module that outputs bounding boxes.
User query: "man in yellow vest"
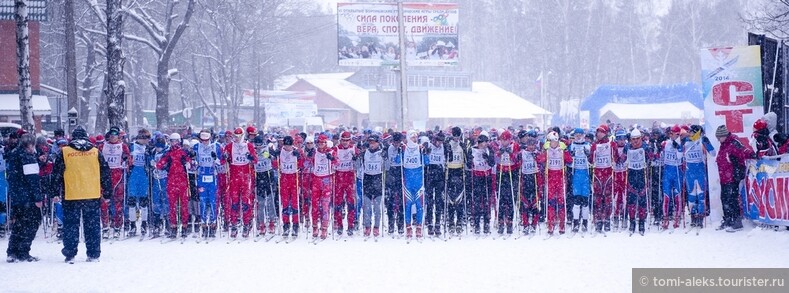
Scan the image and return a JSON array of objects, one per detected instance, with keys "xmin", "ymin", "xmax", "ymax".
[{"xmin": 53, "ymin": 126, "xmax": 112, "ymax": 263}]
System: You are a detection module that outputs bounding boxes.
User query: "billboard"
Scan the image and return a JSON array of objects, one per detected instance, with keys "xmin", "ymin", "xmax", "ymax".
[
  {"xmin": 744, "ymin": 154, "xmax": 789, "ymax": 226},
  {"xmin": 337, "ymin": 2, "xmax": 459, "ymax": 67},
  {"xmin": 701, "ymin": 46, "xmax": 764, "ymax": 150}
]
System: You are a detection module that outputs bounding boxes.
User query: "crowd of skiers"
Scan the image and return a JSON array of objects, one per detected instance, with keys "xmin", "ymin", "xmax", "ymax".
[{"xmin": 3, "ymin": 111, "xmax": 785, "ymax": 262}]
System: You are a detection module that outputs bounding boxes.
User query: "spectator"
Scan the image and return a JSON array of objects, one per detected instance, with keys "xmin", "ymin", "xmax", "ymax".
[
  {"xmin": 714, "ymin": 125, "xmax": 754, "ymax": 232},
  {"xmin": 53, "ymin": 126, "xmax": 112, "ymax": 263},
  {"xmin": 5, "ymin": 134, "xmax": 42, "ymax": 262}
]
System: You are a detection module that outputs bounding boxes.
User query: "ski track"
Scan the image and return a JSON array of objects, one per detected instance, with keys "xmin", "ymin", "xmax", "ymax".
[{"xmin": 1, "ymin": 228, "xmax": 787, "ymax": 292}]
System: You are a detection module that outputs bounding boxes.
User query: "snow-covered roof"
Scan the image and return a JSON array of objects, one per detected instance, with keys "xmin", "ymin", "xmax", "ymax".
[
  {"xmin": 275, "ymin": 72, "xmax": 356, "ymax": 90},
  {"xmin": 300, "ymin": 77, "xmax": 370, "ymax": 113},
  {"xmin": 292, "ymin": 75, "xmax": 550, "ymax": 120},
  {"xmin": 428, "ymin": 82, "xmax": 549, "ymax": 119},
  {"xmin": 0, "ymin": 94, "xmax": 52, "ymax": 116},
  {"xmin": 599, "ymin": 102, "xmax": 702, "ymax": 120}
]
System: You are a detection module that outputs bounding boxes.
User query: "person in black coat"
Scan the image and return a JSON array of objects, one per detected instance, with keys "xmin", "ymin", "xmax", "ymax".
[{"xmin": 5, "ymin": 133, "xmax": 43, "ymax": 263}]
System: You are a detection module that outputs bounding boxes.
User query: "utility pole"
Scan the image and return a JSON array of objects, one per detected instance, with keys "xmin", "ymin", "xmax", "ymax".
[
  {"xmin": 397, "ymin": 0, "xmax": 408, "ymax": 130},
  {"xmin": 65, "ymin": 0, "xmax": 78, "ymax": 131}
]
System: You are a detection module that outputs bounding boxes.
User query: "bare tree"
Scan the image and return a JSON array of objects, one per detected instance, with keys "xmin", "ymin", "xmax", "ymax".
[
  {"xmin": 15, "ymin": 0, "xmax": 34, "ymax": 132},
  {"xmin": 743, "ymin": 0, "xmax": 789, "ymax": 38},
  {"xmin": 123, "ymin": 0, "xmax": 196, "ymax": 130}
]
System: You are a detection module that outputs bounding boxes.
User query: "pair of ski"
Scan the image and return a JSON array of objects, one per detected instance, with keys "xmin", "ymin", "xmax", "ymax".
[
  {"xmin": 253, "ymin": 234, "xmax": 277, "ymax": 243},
  {"xmin": 160, "ymin": 236, "xmax": 188, "ymax": 244},
  {"xmin": 274, "ymin": 235, "xmax": 299, "ymax": 244}
]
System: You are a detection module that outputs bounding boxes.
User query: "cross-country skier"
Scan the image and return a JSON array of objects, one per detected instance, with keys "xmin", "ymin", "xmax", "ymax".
[
  {"xmin": 445, "ymin": 127, "xmax": 467, "ymax": 236},
  {"xmin": 494, "ymin": 130, "xmax": 519, "ymax": 236},
  {"xmin": 185, "ymin": 139, "xmax": 200, "ymax": 235},
  {"xmin": 217, "ymin": 131, "xmax": 231, "ymax": 233},
  {"xmin": 517, "ymin": 131, "xmax": 542, "ymax": 235},
  {"xmin": 193, "ymin": 129, "xmax": 223, "ymax": 239},
  {"xmin": 648, "ymin": 128, "xmax": 665, "ymax": 226},
  {"xmin": 98, "ymin": 126, "xmax": 130, "ymax": 239},
  {"xmin": 385, "ymin": 133, "xmax": 405, "ymax": 236},
  {"xmin": 126, "ymin": 129, "xmax": 152, "ymax": 237},
  {"xmin": 253, "ymin": 135, "xmax": 277, "ymax": 236},
  {"xmin": 0, "ymin": 143, "xmax": 8, "ymax": 238},
  {"xmin": 624, "ymin": 129, "xmax": 650, "ymax": 236},
  {"xmin": 569, "ymin": 128, "xmax": 592, "ymax": 233},
  {"xmin": 308, "ymin": 135, "xmax": 336, "ymax": 240},
  {"xmin": 223, "ymin": 127, "xmax": 258, "ymax": 238},
  {"xmin": 402, "ymin": 130, "xmax": 426, "ymax": 239},
  {"xmin": 425, "ymin": 132, "xmax": 447, "ymax": 237},
  {"xmin": 467, "ymin": 134, "xmax": 496, "ymax": 236},
  {"xmin": 590, "ymin": 124, "xmax": 618, "ymax": 233},
  {"xmin": 300, "ymin": 135, "xmax": 315, "ymax": 228},
  {"xmin": 150, "ymin": 137, "xmax": 169, "ymax": 237},
  {"xmin": 273, "ymin": 136, "xmax": 301, "ymax": 237},
  {"xmin": 661, "ymin": 125, "xmax": 683, "ymax": 231},
  {"xmin": 612, "ymin": 129, "xmax": 628, "ymax": 231},
  {"xmin": 333, "ymin": 131, "xmax": 358, "ymax": 236},
  {"xmin": 684, "ymin": 125, "xmax": 714, "ymax": 229},
  {"xmin": 156, "ymin": 133, "xmax": 191, "ymax": 239},
  {"xmin": 538, "ymin": 132, "xmax": 573, "ymax": 236},
  {"xmin": 361, "ymin": 134, "xmax": 386, "ymax": 238}
]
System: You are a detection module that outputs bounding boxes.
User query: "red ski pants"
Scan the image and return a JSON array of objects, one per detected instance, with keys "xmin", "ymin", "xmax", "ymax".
[{"xmin": 333, "ymin": 171, "xmax": 356, "ymax": 229}]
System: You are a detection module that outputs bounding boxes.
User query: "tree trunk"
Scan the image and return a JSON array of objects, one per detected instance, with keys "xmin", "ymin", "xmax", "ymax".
[
  {"xmin": 65, "ymin": 0, "xmax": 78, "ymax": 131},
  {"xmin": 80, "ymin": 40, "xmax": 96, "ymax": 126},
  {"xmin": 105, "ymin": 0, "xmax": 126, "ymax": 129},
  {"xmin": 155, "ymin": 61, "xmax": 171, "ymax": 130},
  {"xmin": 15, "ymin": 0, "xmax": 34, "ymax": 133},
  {"xmin": 95, "ymin": 77, "xmax": 109, "ymax": 134}
]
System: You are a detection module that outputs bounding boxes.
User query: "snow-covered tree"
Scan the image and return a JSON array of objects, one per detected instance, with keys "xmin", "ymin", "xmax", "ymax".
[
  {"xmin": 123, "ymin": 0, "xmax": 196, "ymax": 130},
  {"xmin": 15, "ymin": 0, "xmax": 34, "ymax": 132},
  {"xmin": 104, "ymin": 0, "xmax": 125, "ymax": 129}
]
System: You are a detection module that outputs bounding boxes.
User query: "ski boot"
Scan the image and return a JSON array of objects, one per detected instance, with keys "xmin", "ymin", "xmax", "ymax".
[
  {"xmin": 612, "ymin": 217, "xmax": 619, "ymax": 232},
  {"xmin": 387, "ymin": 226, "xmax": 395, "ymax": 235},
  {"xmin": 201, "ymin": 224, "xmax": 208, "ymax": 238},
  {"xmin": 112, "ymin": 228, "xmax": 121, "ymax": 239},
  {"xmin": 405, "ymin": 225, "xmax": 413, "ymax": 239},
  {"xmin": 0, "ymin": 226, "xmax": 5, "ymax": 238},
  {"xmin": 373, "ymin": 227, "xmax": 380, "ymax": 237},
  {"xmin": 572, "ymin": 219, "xmax": 580, "ymax": 233},
  {"xmin": 312, "ymin": 226, "xmax": 319, "ymax": 239},
  {"xmin": 497, "ymin": 224, "xmax": 505, "ymax": 235},
  {"xmin": 101, "ymin": 228, "xmax": 110, "ymax": 239},
  {"xmin": 208, "ymin": 224, "xmax": 217, "ymax": 238},
  {"xmin": 282, "ymin": 223, "xmax": 291, "ymax": 237},
  {"xmin": 581, "ymin": 220, "xmax": 588, "ymax": 233},
  {"xmin": 604, "ymin": 220, "xmax": 611, "ymax": 232},
  {"xmin": 627, "ymin": 219, "xmax": 636, "ymax": 235},
  {"xmin": 638, "ymin": 220, "xmax": 645, "ymax": 236},
  {"xmin": 320, "ymin": 227, "xmax": 328, "ymax": 240},
  {"xmin": 335, "ymin": 228, "xmax": 344, "ymax": 237},
  {"xmin": 427, "ymin": 225, "xmax": 435, "ymax": 237},
  {"xmin": 181, "ymin": 225, "xmax": 190, "ymax": 238},
  {"xmin": 258, "ymin": 223, "xmax": 267, "ymax": 237},
  {"xmin": 268, "ymin": 221, "xmax": 276, "ymax": 236},
  {"xmin": 397, "ymin": 226, "xmax": 404, "ymax": 237},
  {"xmin": 416, "ymin": 226, "xmax": 423, "ymax": 239},
  {"xmin": 483, "ymin": 223, "xmax": 491, "ymax": 235},
  {"xmin": 434, "ymin": 224, "xmax": 442, "ymax": 236},
  {"xmin": 168, "ymin": 227, "xmax": 178, "ymax": 239},
  {"xmin": 291, "ymin": 225, "xmax": 299, "ymax": 237},
  {"xmin": 56, "ymin": 225, "xmax": 64, "ymax": 240},
  {"xmin": 456, "ymin": 225, "xmax": 464, "ymax": 235},
  {"xmin": 347, "ymin": 226, "xmax": 354, "ymax": 237},
  {"xmin": 364, "ymin": 227, "xmax": 371, "ymax": 237},
  {"xmin": 127, "ymin": 222, "xmax": 137, "ymax": 238},
  {"xmin": 506, "ymin": 224, "xmax": 513, "ymax": 235},
  {"xmin": 140, "ymin": 221, "xmax": 147, "ymax": 237},
  {"xmin": 242, "ymin": 224, "xmax": 252, "ymax": 238},
  {"xmin": 230, "ymin": 226, "xmax": 238, "ymax": 239}
]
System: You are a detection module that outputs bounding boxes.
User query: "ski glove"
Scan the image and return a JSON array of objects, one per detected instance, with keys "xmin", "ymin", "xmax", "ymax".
[
  {"xmin": 292, "ymin": 150, "xmax": 300, "ymax": 157},
  {"xmin": 326, "ymin": 153, "xmax": 334, "ymax": 161}
]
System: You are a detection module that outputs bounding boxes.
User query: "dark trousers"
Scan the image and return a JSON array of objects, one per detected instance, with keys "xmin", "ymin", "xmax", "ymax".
[
  {"xmin": 385, "ymin": 168, "xmax": 404, "ymax": 231},
  {"xmin": 6, "ymin": 204, "xmax": 41, "ymax": 258},
  {"xmin": 425, "ymin": 167, "xmax": 445, "ymax": 229},
  {"xmin": 471, "ymin": 174, "xmax": 491, "ymax": 233},
  {"xmin": 62, "ymin": 199, "xmax": 102, "ymax": 259},
  {"xmin": 721, "ymin": 182, "xmax": 742, "ymax": 226},
  {"xmin": 497, "ymin": 170, "xmax": 517, "ymax": 231},
  {"xmin": 650, "ymin": 166, "xmax": 662, "ymax": 222}
]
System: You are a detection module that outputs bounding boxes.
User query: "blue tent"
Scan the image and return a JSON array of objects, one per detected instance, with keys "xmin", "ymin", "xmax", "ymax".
[{"xmin": 580, "ymin": 83, "xmax": 703, "ymax": 127}]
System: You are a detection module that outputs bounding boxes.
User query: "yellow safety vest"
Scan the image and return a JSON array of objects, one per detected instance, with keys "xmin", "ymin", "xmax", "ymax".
[{"xmin": 62, "ymin": 147, "xmax": 102, "ymax": 200}]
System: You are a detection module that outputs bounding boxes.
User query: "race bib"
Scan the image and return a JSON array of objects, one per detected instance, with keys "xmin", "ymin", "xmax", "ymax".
[
  {"xmin": 202, "ymin": 175, "xmax": 214, "ymax": 183},
  {"xmin": 593, "ymin": 143, "xmax": 612, "ymax": 169}
]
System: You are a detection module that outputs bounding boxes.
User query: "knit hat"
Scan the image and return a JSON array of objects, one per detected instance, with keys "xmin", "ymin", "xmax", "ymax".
[
  {"xmin": 71, "ymin": 126, "xmax": 88, "ymax": 140},
  {"xmin": 715, "ymin": 125, "xmax": 729, "ymax": 137}
]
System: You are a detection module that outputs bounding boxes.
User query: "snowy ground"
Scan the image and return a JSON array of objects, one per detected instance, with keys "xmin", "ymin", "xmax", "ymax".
[{"xmin": 2, "ymin": 226, "xmax": 787, "ymax": 292}]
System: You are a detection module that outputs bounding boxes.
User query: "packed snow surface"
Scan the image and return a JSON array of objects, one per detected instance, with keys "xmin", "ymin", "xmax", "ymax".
[{"xmin": 2, "ymin": 228, "xmax": 787, "ymax": 292}]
